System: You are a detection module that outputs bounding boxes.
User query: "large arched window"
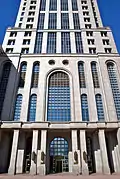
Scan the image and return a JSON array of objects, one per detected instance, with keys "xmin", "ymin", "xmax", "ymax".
[
  {"xmin": 31, "ymin": 62, "xmax": 40, "ymax": 88},
  {"xmin": 95, "ymin": 94, "xmax": 104, "ymax": 121},
  {"xmin": 28, "ymin": 94, "xmax": 37, "ymax": 122},
  {"xmin": 81, "ymin": 94, "xmax": 89, "ymax": 121},
  {"xmin": 0, "ymin": 62, "xmax": 11, "ymax": 116},
  {"xmin": 47, "ymin": 71, "xmax": 71, "ymax": 122},
  {"xmin": 14, "ymin": 94, "xmax": 23, "ymax": 121},
  {"xmin": 107, "ymin": 62, "xmax": 120, "ymax": 119},
  {"xmin": 19, "ymin": 62, "xmax": 27, "ymax": 87},
  {"xmin": 91, "ymin": 62, "xmax": 100, "ymax": 88},
  {"xmin": 78, "ymin": 62, "xmax": 86, "ymax": 88}
]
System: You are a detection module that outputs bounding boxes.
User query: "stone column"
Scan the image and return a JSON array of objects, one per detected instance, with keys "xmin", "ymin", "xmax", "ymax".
[
  {"xmin": 71, "ymin": 130, "xmax": 81, "ymax": 174},
  {"xmin": 30, "ymin": 130, "xmax": 39, "ymax": 174},
  {"xmin": 98, "ymin": 130, "xmax": 110, "ymax": 174},
  {"xmin": 79, "ymin": 130, "xmax": 89, "ymax": 175},
  {"xmin": 92, "ymin": 133, "xmax": 102, "ymax": 173},
  {"xmin": 8, "ymin": 130, "xmax": 19, "ymax": 174}
]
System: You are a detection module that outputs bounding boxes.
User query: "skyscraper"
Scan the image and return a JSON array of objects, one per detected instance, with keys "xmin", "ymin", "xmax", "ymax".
[{"xmin": 0, "ymin": 0, "xmax": 120, "ymax": 175}]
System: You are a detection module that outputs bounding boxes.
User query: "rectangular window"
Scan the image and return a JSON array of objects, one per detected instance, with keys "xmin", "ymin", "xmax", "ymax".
[
  {"xmin": 37, "ymin": 13, "xmax": 45, "ymax": 29},
  {"xmin": 49, "ymin": 0, "xmax": 57, "ymax": 11},
  {"xmin": 61, "ymin": 32, "xmax": 71, "ymax": 54},
  {"xmin": 21, "ymin": 48, "xmax": 29, "ymax": 54},
  {"xmin": 73, "ymin": 13, "xmax": 80, "ymax": 29},
  {"xmin": 10, "ymin": 32, "xmax": 17, "ymax": 37},
  {"xmin": 75, "ymin": 32, "xmax": 83, "ymax": 54},
  {"xmin": 40, "ymin": 0, "xmax": 46, "ymax": 11},
  {"xmin": 47, "ymin": 32, "xmax": 56, "ymax": 53},
  {"xmin": 71, "ymin": 0, "xmax": 78, "ymax": 11},
  {"xmin": 23, "ymin": 39, "xmax": 30, "ymax": 45},
  {"xmin": 61, "ymin": 0, "xmax": 68, "ymax": 11},
  {"xmin": 24, "ymin": 31, "xmax": 32, "ymax": 37},
  {"xmin": 48, "ymin": 13, "xmax": 57, "ymax": 29},
  {"xmin": 7, "ymin": 40, "xmax": 15, "ymax": 45},
  {"xmin": 61, "ymin": 13, "xmax": 69, "ymax": 29},
  {"xmin": 34, "ymin": 33, "xmax": 43, "ymax": 53}
]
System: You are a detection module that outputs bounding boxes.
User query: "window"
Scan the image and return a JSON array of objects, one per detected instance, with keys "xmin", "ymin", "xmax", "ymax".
[
  {"xmin": 81, "ymin": 94, "xmax": 89, "ymax": 121},
  {"xmin": 48, "ymin": 13, "xmax": 57, "ymax": 29},
  {"xmin": 37, "ymin": 13, "xmax": 45, "ymax": 29},
  {"xmin": 26, "ymin": 24, "xmax": 33, "ymax": 29},
  {"xmin": 61, "ymin": 32, "xmax": 71, "ymax": 53},
  {"xmin": 31, "ymin": 62, "xmax": 40, "ymax": 88},
  {"xmin": 91, "ymin": 62, "xmax": 100, "ymax": 88},
  {"xmin": 28, "ymin": 11, "xmax": 35, "ymax": 16},
  {"xmin": 105, "ymin": 48, "xmax": 112, "ymax": 53},
  {"xmin": 13, "ymin": 94, "xmax": 23, "ymax": 121},
  {"xmin": 71, "ymin": 0, "xmax": 78, "ymax": 11},
  {"xmin": 0, "ymin": 62, "xmax": 11, "ymax": 117},
  {"xmin": 23, "ymin": 39, "xmax": 30, "ymax": 45},
  {"xmin": 73, "ymin": 13, "xmax": 80, "ymax": 29},
  {"xmin": 61, "ymin": 0, "xmax": 68, "ymax": 11},
  {"xmin": 75, "ymin": 32, "xmax": 83, "ymax": 54},
  {"xmin": 28, "ymin": 94, "xmax": 37, "ymax": 122},
  {"xmin": 10, "ymin": 32, "xmax": 17, "ymax": 37},
  {"xmin": 7, "ymin": 40, "xmax": 15, "ymax": 45},
  {"xmin": 27, "ymin": 17, "xmax": 34, "ymax": 22},
  {"xmin": 78, "ymin": 62, "xmax": 86, "ymax": 88},
  {"xmin": 49, "ymin": 0, "xmax": 57, "ymax": 11},
  {"xmin": 88, "ymin": 39, "xmax": 94, "ymax": 45},
  {"xmin": 95, "ymin": 94, "xmax": 104, "ymax": 121},
  {"xmin": 89, "ymin": 48, "xmax": 96, "ymax": 54},
  {"xmin": 47, "ymin": 32, "xmax": 56, "ymax": 53},
  {"xmin": 101, "ymin": 31, "xmax": 107, "ymax": 37},
  {"xmin": 47, "ymin": 71, "xmax": 71, "ymax": 122},
  {"xmin": 34, "ymin": 32, "xmax": 43, "ymax": 53},
  {"xmin": 19, "ymin": 62, "xmax": 27, "ymax": 88},
  {"xmin": 40, "ymin": 0, "xmax": 46, "ymax": 11},
  {"xmin": 86, "ymin": 31, "xmax": 93, "ymax": 37},
  {"xmin": 6, "ymin": 48, "xmax": 13, "ymax": 53},
  {"xmin": 107, "ymin": 62, "xmax": 120, "ymax": 120},
  {"xmin": 21, "ymin": 48, "xmax": 29, "ymax": 54},
  {"xmin": 19, "ymin": 23, "xmax": 22, "ymax": 28},
  {"xmin": 61, "ymin": 13, "xmax": 69, "ymax": 29},
  {"xmin": 24, "ymin": 31, "xmax": 32, "ymax": 37},
  {"xmin": 103, "ymin": 39, "xmax": 109, "ymax": 45},
  {"xmin": 85, "ymin": 24, "xmax": 91, "ymax": 29}
]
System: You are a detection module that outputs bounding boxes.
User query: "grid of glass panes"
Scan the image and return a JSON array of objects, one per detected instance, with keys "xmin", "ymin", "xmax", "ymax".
[
  {"xmin": 48, "ymin": 13, "xmax": 57, "ymax": 29},
  {"xmin": 19, "ymin": 63, "xmax": 27, "ymax": 87},
  {"xmin": 49, "ymin": 0, "xmax": 57, "ymax": 11},
  {"xmin": 75, "ymin": 32, "xmax": 83, "ymax": 53},
  {"xmin": 47, "ymin": 32, "xmax": 56, "ymax": 53},
  {"xmin": 37, "ymin": 13, "xmax": 45, "ymax": 29},
  {"xmin": 34, "ymin": 33, "xmax": 43, "ymax": 53},
  {"xmin": 95, "ymin": 94, "xmax": 104, "ymax": 121},
  {"xmin": 107, "ymin": 63, "xmax": 120, "ymax": 120},
  {"xmin": 61, "ymin": 0, "xmax": 68, "ymax": 11},
  {"xmin": 81, "ymin": 94, "xmax": 89, "ymax": 121},
  {"xmin": 28, "ymin": 95, "xmax": 37, "ymax": 121},
  {"xmin": 73, "ymin": 13, "xmax": 80, "ymax": 29},
  {"xmin": 40, "ymin": 0, "xmax": 46, "ymax": 11},
  {"xmin": 61, "ymin": 32, "xmax": 71, "ymax": 53},
  {"xmin": 78, "ymin": 62, "xmax": 86, "ymax": 88},
  {"xmin": 31, "ymin": 63, "xmax": 39, "ymax": 88},
  {"xmin": 14, "ymin": 94, "xmax": 22, "ymax": 121},
  {"xmin": 47, "ymin": 72, "xmax": 71, "ymax": 121},
  {"xmin": 0, "ymin": 63, "xmax": 11, "ymax": 116},
  {"xmin": 91, "ymin": 62, "xmax": 100, "ymax": 88},
  {"xmin": 71, "ymin": 0, "xmax": 78, "ymax": 11},
  {"xmin": 61, "ymin": 13, "xmax": 69, "ymax": 29}
]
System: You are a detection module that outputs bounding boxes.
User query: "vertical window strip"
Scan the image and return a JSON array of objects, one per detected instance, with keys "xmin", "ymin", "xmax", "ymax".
[
  {"xmin": 75, "ymin": 32, "xmax": 83, "ymax": 54},
  {"xmin": 61, "ymin": 13, "xmax": 69, "ymax": 29},
  {"xmin": 28, "ymin": 95, "xmax": 37, "ymax": 122},
  {"xmin": 81, "ymin": 94, "xmax": 89, "ymax": 121},
  {"xmin": 73, "ymin": 13, "xmax": 80, "ymax": 29},
  {"xmin": 40, "ymin": 0, "xmax": 46, "ymax": 11},
  {"xmin": 71, "ymin": 0, "xmax": 78, "ymax": 11},
  {"xmin": 14, "ymin": 94, "xmax": 22, "ymax": 121},
  {"xmin": 31, "ymin": 63, "xmax": 39, "ymax": 88},
  {"xmin": 19, "ymin": 63, "xmax": 27, "ymax": 88},
  {"xmin": 48, "ymin": 13, "xmax": 57, "ymax": 29},
  {"xmin": 47, "ymin": 72, "xmax": 71, "ymax": 122},
  {"xmin": 61, "ymin": 0, "xmax": 68, "ymax": 11},
  {"xmin": 37, "ymin": 13, "xmax": 45, "ymax": 29},
  {"xmin": 0, "ymin": 62, "xmax": 11, "ymax": 116},
  {"xmin": 47, "ymin": 32, "xmax": 56, "ymax": 53},
  {"xmin": 95, "ymin": 94, "xmax": 104, "ymax": 121},
  {"xmin": 78, "ymin": 62, "xmax": 86, "ymax": 88},
  {"xmin": 107, "ymin": 63, "xmax": 120, "ymax": 119},
  {"xmin": 91, "ymin": 62, "xmax": 100, "ymax": 88},
  {"xmin": 61, "ymin": 32, "xmax": 71, "ymax": 54},
  {"xmin": 49, "ymin": 0, "xmax": 57, "ymax": 11},
  {"xmin": 34, "ymin": 32, "xmax": 43, "ymax": 54}
]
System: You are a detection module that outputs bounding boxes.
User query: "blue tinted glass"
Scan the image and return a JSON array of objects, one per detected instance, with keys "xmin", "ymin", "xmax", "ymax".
[
  {"xmin": 95, "ymin": 94, "xmax": 104, "ymax": 121},
  {"xmin": 81, "ymin": 94, "xmax": 89, "ymax": 121},
  {"xmin": 28, "ymin": 95, "xmax": 37, "ymax": 121},
  {"xmin": 14, "ymin": 95, "xmax": 22, "ymax": 121}
]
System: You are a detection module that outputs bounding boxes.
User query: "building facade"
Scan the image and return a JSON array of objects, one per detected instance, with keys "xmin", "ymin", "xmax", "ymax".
[{"xmin": 0, "ymin": 0, "xmax": 120, "ymax": 175}]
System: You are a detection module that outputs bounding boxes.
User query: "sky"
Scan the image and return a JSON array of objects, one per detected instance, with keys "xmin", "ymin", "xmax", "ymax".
[{"xmin": 0, "ymin": 0, "xmax": 120, "ymax": 53}]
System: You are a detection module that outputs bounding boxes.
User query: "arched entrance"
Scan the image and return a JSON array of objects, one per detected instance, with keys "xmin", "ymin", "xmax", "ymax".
[{"xmin": 49, "ymin": 137, "xmax": 69, "ymax": 173}]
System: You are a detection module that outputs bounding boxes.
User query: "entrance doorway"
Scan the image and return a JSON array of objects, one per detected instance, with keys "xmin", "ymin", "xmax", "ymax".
[{"xmin": 50, "ymin": 137, "xmax": 69, "ymax": 173}]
